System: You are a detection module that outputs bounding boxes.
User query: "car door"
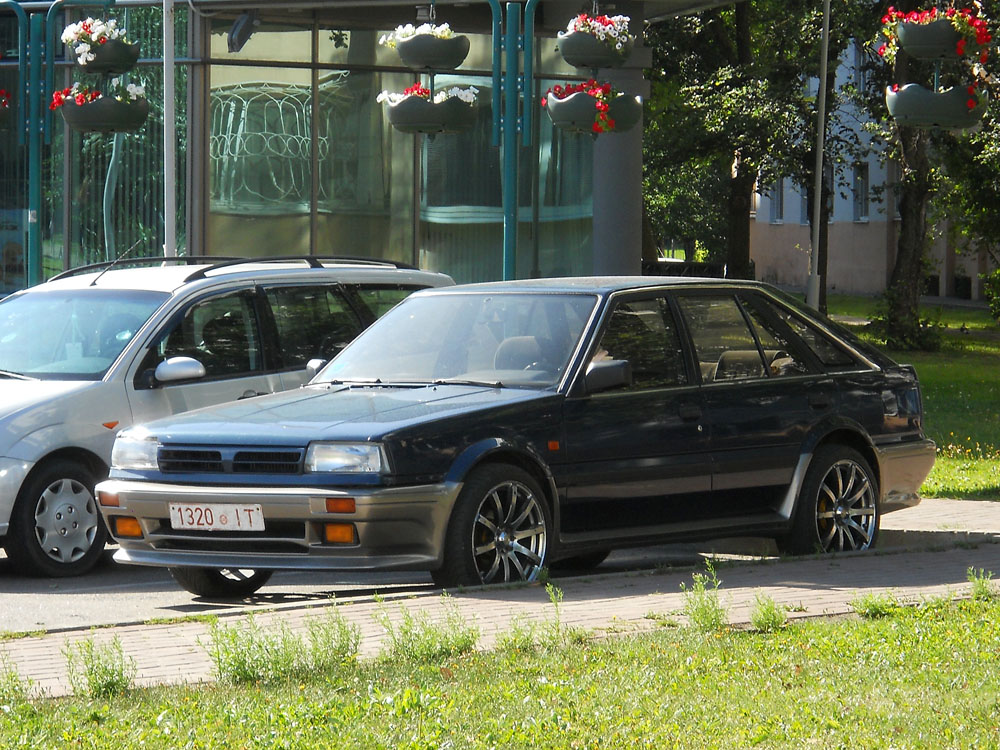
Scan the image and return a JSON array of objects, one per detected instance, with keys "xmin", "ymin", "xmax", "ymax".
[
  {"xmin": 674, "ymin": 291, "xmax": 827, "ymax": 520},
  {"xmin": 126, "ymin": 288, "xmax": 283, "ymax": 424},
  {"xmin": 557, "ymin": 293, "xmax": 712, "ymax": 539}
]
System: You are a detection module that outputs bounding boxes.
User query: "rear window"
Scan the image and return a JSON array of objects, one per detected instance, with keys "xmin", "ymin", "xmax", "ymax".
[{"xmin": 757, "ymin": 297, "xmax": 859, "ymax": 370}]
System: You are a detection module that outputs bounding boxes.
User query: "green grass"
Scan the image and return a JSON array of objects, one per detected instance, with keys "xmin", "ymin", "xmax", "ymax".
[
  {"xmin": 825, "ymin": 295, "xmax": 1000, "ymax": 500},
  {"xmin": 4, "ymin": 597, "xmax": 1000, "ymax": 747}
]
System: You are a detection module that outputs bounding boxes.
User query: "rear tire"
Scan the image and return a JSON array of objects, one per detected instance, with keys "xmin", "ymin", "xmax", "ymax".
[
  {"xmin": 169, "ymin": 567, "xmax": 273, "ymax": 599},
  {"xmin": 5, "ymin": 459, "xmax": 107, "ymax": 577},
  {"xmin": 432, "ymin": 463, "xmax": 550, "ymax": 588},
  {"xmin": 779, "ymin": 445, "xmax": 879, "ymax": 555}
]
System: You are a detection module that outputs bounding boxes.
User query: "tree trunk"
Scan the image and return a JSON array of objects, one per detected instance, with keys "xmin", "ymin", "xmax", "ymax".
[{"xmin": 726, "ymin": 163, "xmax": 756, "ymax": 279}]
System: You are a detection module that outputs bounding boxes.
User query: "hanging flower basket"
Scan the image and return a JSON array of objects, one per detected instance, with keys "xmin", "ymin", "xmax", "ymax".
[
  {"xmin": 885, "ymin": 83, "xmax": 987, "ymax": 129},
  {"xmin": 380, "ymin": 23, "xmax": 470, "ymax": 70},
  {"xmin": 543, "ymin": 80, "xmax": 641, "ymax": 135},
  {"xmin": 81, "ymin": 39, "xmax": 141, "ymax": 74},
  {"xmin": 377, "ymin": 83, "xmax": 478, "ymax": 134},
  {"xmin": 62, "ymin": 17, "xmax": 139, "ymax": 72},
  {"xmin": 51, "ymin": 80, "xmax": 149, "ymax": 133},
  {"xmin": 877, "ymin": 7, "xmax": 993, "ymax": 65},
  {"xmin": 557, "ymin": 14, "xmax": 634, "ymax": 69},
  {"xmin": 896, "ymin": 18, "xmax": 962, "ymax": 60}
]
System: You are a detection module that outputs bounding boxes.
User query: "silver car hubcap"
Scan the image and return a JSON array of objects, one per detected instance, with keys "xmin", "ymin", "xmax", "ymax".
[
  {"xmin": 33, "ymin": 478, "xmax": 99, "ymax": 564},
  {"xmin": 472, "ymin": 480, "xmax": 546, "ymax": 583},
  {"xmin": 815, "ymin": 459, "xmax": 876, "ymax": 552}
]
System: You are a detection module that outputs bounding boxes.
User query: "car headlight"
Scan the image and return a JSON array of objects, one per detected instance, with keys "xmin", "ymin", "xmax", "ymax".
[
  {"xmin": 111, "ymin": 428, "xmax": 159, "ymax": 471},
  {"xmin": 305, "ymin": 442, "xmax": 385, "ymax": 473}
]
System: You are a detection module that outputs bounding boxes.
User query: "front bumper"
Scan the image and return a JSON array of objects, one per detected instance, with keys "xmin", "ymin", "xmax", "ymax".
[
  {"xmin": 96, "ymin": 478, "xmax": 462, "ymax": 572},
  {"xmin": 0, "ymin": 456, "xmax": 34, "ymax": 537},
  {"xmin": 876, "ymin": 438, "xmax": 936, "ymax": 513}
]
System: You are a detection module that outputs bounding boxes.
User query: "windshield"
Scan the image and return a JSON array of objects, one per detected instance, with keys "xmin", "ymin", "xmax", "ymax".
[
  {"xmin": 0, "ymin": 288, "xmax": 169, "ymax": 380},
  {"xmin": 317, "ymin": 292, "xmax": 598, "ymax": 388}
]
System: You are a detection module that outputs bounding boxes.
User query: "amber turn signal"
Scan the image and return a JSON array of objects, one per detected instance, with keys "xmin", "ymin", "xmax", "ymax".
[
  {"xmin": 113, "ymin": 517, "xmax": 143, "ymax": 538},
  {"xmin": 97, "ymin": 491, "xmax": 120, "ymax": 507},
  {"xmin": 324, "ymin": 523, "xmax": 356, "ymax": 544},
  {"xmin": 325, "ymin": 497, "xmax": 356, "ymax": 514}
]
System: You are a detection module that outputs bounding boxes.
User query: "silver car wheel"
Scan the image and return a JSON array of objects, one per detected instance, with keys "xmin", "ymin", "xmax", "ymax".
[
  {"xmin": 33, "ymin": 477, "xmax": 100, "ymax": 565},
  {"xmin": 472, "ymin": 479, "xmax": 547, "ymax": 584},
  {"xmin": 815, "ymin": 459, "xmax": 877, "ymax": 552}
]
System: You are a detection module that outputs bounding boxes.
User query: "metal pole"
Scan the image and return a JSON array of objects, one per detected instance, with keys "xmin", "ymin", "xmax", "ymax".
[
  {"xmin": 807, "ymin": 0, "xmax": 831, "ymax": 310},
  {"xmin": 163, "ymin": 0, "xmax": 176, "ymax": 256},
  {"xmin": 520, "ymin": 0, "xmax": 540, "ymax": 147},
  {"xmin": 502, "ymin": 2, "xmax": 519, "ymax": 280},
  {"xmin": 27, "ymin": 13, "xmax": 43, "ymax": 286},
  {"xmin": 485, "ymin": 0, "xmax": 502, "ymax": 146}
]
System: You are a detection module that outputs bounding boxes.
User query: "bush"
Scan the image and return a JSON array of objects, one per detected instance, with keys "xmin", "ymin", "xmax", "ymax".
[{"xmin": 680, "ymin": 560, "xmax": 728, "ymax": 633}]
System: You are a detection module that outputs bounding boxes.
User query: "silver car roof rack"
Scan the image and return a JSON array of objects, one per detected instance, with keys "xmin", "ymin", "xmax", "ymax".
[
  {"xmin": 182, "ymin": 256, "xmax": 418, "ymax": 282},
  {"xmin": 48, "ymin": 256, "xmax": 243, "ymax": 282}
]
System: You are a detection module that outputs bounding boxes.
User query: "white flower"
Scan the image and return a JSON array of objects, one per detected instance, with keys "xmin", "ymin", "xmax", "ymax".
[
  {"xmin": 433, "ymin": 86, "xmax": 479, "ymax": 104},
  {"xmin": 125, "ymin": 83, "xmax": 145, "ymax": 100},
  {"xmin": 379, "ymin": 22, "xmax": 455, "ymax": 48}
]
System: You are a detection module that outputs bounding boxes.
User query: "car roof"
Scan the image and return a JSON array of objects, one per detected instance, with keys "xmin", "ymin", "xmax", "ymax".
[
  {"xmin": 34, "ymin": 257, "xmax": 453, "ymax": 294},
  {"xmin": 414, "ymin": 276, "xmax": 766, "ymax": 295}
]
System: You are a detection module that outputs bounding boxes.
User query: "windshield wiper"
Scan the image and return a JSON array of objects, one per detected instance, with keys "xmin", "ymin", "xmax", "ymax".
[
  {"xmin": 0, "ymin": 369, "xmax": 32, "ymax": 380},
  {"xmin": 432, "ymin": 378, "xmax": 503, "ymax": 388}
]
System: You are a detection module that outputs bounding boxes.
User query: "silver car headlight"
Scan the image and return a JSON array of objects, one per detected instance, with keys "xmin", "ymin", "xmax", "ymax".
[
  {"xmin": 305, "ymin": 442, "xmax": 385, "ymax": 473},
  {"xmin": 111, "ymin": 428, "xmax": 159, "ymax": 471}
]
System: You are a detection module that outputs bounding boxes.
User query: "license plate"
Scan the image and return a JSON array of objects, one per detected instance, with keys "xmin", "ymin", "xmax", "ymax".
[{"xmin": 169, "ymin": 503, "xmax": 265, "ymax": 531}]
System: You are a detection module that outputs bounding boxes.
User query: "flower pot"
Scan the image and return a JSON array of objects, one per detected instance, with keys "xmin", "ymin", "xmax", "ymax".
[
  {"xmin": 80, "ymin": 39, "xmax": 141, "ymax": 74},
  {"xmin": 896, "ymin": 18, "xmax": 962, "ymax": 60},
  {"xmin": 885, "ymin": 83, "xmax": 986, "ymax": 129},
  {"xmin": 545, "ymin": 91, "xmax": 641, "ymax": 134},
  {"xmin": 396, "ymin": 34, "xmax": 470, "ymax": 71},
  {"xmin": 557, "ymin": 30, "xmax": 632, "ymax": 69},
  {"xmin": 60, "ymin": 97, "xmax": 149, "ymax": 133},
  {"xmin": 385, "ymin": 95, "xmax": 475, "ymax": 134}
]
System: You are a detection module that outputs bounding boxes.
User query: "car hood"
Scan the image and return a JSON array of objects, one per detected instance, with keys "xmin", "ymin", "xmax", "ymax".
[
  {"xmin": 0, "ymin": 379, "xmax": 104, "ymax": 456},
  {"xmin": 148, "ymin": 383, "xmax": 556, "ymax": 445}
]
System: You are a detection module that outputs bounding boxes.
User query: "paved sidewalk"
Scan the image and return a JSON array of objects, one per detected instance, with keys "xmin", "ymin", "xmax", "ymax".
[{"xmin": 4, "ymin": 497, "xmax": 1000, "ymax": 698}]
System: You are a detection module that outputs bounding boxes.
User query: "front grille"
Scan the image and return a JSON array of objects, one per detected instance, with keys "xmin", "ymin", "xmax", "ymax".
[
  {"xmin": 159, "ymin": 448, "xmax": 223, "ymax": 473},
  {"xmin": 157, "ymin": 446, "xmax": 304, "ymax": 475},
  {"xmin": 233, "ymin": 450, "xmax": 302, "ymax": 474}
]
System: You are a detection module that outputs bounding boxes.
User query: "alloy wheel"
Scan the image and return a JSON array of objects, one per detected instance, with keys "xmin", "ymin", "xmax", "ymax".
[{"xmin": 472, "ymin": 480, "xmax": 547, "ymax": 583}]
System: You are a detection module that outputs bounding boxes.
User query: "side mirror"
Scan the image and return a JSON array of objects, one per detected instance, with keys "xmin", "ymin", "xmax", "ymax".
[
  {"xmin": 154, "ymin": 356, "xmax": 207, "ymax": 384},
  {"xmin": 584, "ymin": 359, "xmax": 631, "ymax": 393},
  {"xmin": 306, "ymin": 358, "xmax": 327, "ymax": 377}
]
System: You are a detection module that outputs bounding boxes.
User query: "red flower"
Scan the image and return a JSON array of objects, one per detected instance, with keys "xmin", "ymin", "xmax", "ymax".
[
  {"xmin": 75, "ymin": 93, "xmax": 86, "ymax": 105},
  {"xmin": 967, "ymin": 97, "xmax": 978, "ymax": 110}
]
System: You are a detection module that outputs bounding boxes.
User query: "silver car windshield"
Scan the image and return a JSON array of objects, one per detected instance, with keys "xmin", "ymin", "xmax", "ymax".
[
  {"xmin": 318, "ymin": 292, "xmax": 598, "ymax": 388},
  {"xmin": 0, "ymin": 288, "xmax": 169, "ymax": 380}
]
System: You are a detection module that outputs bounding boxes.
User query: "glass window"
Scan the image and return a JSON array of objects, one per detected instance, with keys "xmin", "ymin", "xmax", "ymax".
[
  {"xmin": 591, "ymin": 298, "xmax": 688, "ymax": 391},
  {"xmin": 265, "ymin": 285, "xmax": 362, "ymax": 367},
  {"xmin": 741, "ymin": 300, "xmax": 813, "ymax": 377},
  {"xmin": 677, "ymin": 296, "xmax": 765, "ymax": 382},
  {"xmin": 147, "ymin": 292, "xmax": 262, "ymax": 379},
  {"xmin": 769, "ymin": 178, "xmax": 784, "ymax": 223},
  {"xmin": 759, "ymin": 298, "xmax": 859, "ymax": 370},
  {"xmin": 353, "ymin": 285, "xmax": 422, "ymax": 318},
  {"xmin": 320, "ymin": 292, "xmax": 597, "ymax": 389},
  {"xmin": 0, "ymin": 289, "xmax": 167, "ymax": 380},
  {"xmin": 853, "ymin": 163, "xmax": 869, "ymax": 221}
]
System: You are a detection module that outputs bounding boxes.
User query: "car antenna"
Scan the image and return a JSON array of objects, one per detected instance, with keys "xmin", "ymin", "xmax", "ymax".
[{"xmin": 88, "ymin": 240, "xmax": 146, "ymax": 287}]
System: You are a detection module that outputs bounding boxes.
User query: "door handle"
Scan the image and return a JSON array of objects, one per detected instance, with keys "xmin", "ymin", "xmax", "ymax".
[
  {"xmin": 679, "ymin": 404, "xmax": 702, "ymax": 421},
  {"xmin": 238, "ymin": 389, "xmax": 268, "ymax": 400},
  {"xmin": 808, "ymin": 393, "xmax": 831, "ymax": 409}
]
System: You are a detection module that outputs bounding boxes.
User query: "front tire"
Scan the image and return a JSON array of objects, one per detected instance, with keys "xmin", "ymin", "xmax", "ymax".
[
  {"xmin": 432, "ymin": 464, "xmax": 550, "ymax": 588},
  {"xmin": 780, "ymin": 445, "xmax": 879, "ymax": 555},
  {"xmin": 169, "ymin": 567, "xmax": 273, "ymax": 599},
  {"xmin": 5, "ymin": 460, "xmax": 107, "ymax": 577}
]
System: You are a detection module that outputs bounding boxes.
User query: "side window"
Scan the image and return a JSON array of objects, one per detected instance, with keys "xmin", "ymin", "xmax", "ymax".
[
  {"xmin": 741, "ymin": 299, "xmax": 814, "ymax": 377},
  {"xmin": 264, "ymin": 285, "xmax": 363, "ymax": 367},
  {"xmin": 592, "ymin": 297, "xmax": 688, "ymax": 391},
  {"xmin": 676, "ymin": 295, "xmax": 766, "ymax": 382},
  {"xmin": 352, "ymin": 286, "xmax": 423, "ymax": 319},
  {"xmin": 760, "ymin": 298, "xmax": 859, "ymax": 370},
  {"xmin": 147, "ymin": 292, "xmax": 262, "ymax": 380}
]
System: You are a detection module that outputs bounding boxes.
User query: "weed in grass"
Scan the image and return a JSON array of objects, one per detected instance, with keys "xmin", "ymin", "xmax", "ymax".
[
  {"xmin": 536, "ymin": 566, "xmax": 551, "ymax": 585},
  {"xmin": 851, "ymin": 591, "xmax": 901, "ymax": 618},
  {"xmin": 495, "ymin": 615, "xmax": 540, "ymax": 653},
  {"xmin": 63, "ymin": 636, "xmax": 136, "ymax": 698},
  {"xmin": 375, "ymin": 594, "xmax": 479, "ymax": 663},
  {"xmin": 749, "ymin": 592, "xmax": 788, "ymax": 633},
  {"xmin": 967, "ymin": 567, "xmax": 997, "ymax": 601},
  {"xmin": 643, "ymin": 611, "xmax": 680, "ymax": 628},
  {"xmin": 305, "ymin": 609, "xmax": 361, "ymax": 672},
  {"xmin": 0, "ymin": 656, "xmax": 31, "ymax": 706},
  {"xmin": 680, "ymin": 560, "xmax": 728, "ymax": 633}
]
